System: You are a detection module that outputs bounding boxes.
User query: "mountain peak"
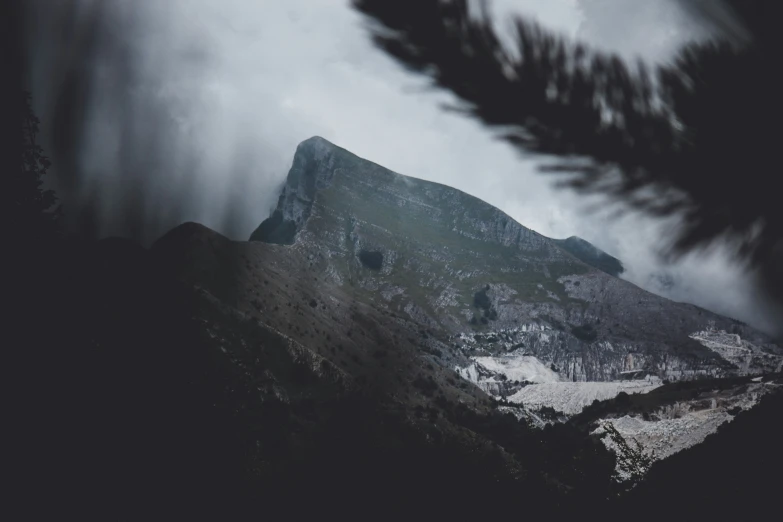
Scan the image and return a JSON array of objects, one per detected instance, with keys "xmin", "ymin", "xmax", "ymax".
[
  {"xmin": 298, "ymin": 135, "xmax": 331, "ymax": 145},
  {"xmin": 296, "ymin": 135, "xmax": 334, "ymax": 153},
  {"xmin": 249, "ymin": 136, "xmax": 350, "ymax": 244},
  {"xmin": 251, "ymin": 137, "xmax": 553, "ymax": 254},
  {"xmin": 244, "ymin": 140, "xmax": 780, "ymax": 380}
]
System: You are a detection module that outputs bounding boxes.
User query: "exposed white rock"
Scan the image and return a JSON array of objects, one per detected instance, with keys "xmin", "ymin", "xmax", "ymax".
[
  {"xmin": 689, "ymin": 326, "xmax": 783, "ymax": 374},
  {"xmin": 381, "ymin": 285, "xmax": 405, "ymax": 301},
  {"xmin": 471, "ymin": 355, "xmax": 561, "ymax": 384},
  {"xmin": 507, "ymin": 380, "xmax": 661, "ymax": 415},
  {"xmin": 431, "ymin": 285, "xmax": 460, "ymax": 309},
  {"xmin": 592, "ymin": 381, "xmax": 780, "ymax": 479},
  {"xmin": 595, "ymin": 410, "xmax": 731, "ymax": 464}
]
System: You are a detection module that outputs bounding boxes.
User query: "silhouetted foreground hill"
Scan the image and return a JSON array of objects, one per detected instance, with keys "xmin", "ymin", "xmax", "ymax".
[
  {"xmin": 9, "ymin": 236, "xmax": 606, "ymax": 518},
  {"xmin": 13, "ymin": 238, "xmax": 251, "ymax": 518},
  {"xmin": 9, "ymin": 230, "xmax": 782, "ymax": 519}
]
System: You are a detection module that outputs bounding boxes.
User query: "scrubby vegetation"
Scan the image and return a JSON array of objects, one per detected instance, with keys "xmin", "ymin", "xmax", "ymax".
[
  {"xmin": 571, "ymin": 323, "xmax": 598, "ymax": 342},
  {"xmin": 249, "ymin": 209, "xmax": 297, "ymax": 244},
  {"xmin": 358, "ymin": 249, "xmax": 384, "ymax": 270},
  {"xmin": 413, "ymin": 374, "xmax": 439, "ymax": 396},
  {"xmin": 471, "ymin": 285, "xmax": 499, "ymax": 324},
  {"xmin": 554, "ymin": 237, "xmax": 625, "ymax": 277},
  {"xmin": 473, "ymin": 285, "xmax": 491, "ymax": 310},
  {"xmin": 536, "ymin": 405, "xmax": 565, "ymax": 422},
  {"xmin": 568, "ymin": 374, "xmax": 774, "ymax": 432},
  {"xmin": 599, "ymin": 421, "xmax": 654, "ymax": 488}
]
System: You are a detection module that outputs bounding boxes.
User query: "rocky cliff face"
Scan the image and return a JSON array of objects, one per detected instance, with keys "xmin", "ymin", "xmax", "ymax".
[{"xmin": 249, "ymin": 136, "xmax": 782, "ymax": 391}]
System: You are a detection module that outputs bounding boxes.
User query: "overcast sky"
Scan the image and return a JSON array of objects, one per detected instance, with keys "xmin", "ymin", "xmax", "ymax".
[{"xmin": 25, "ymin": 0, "xmax": 780, "ymax": 335}]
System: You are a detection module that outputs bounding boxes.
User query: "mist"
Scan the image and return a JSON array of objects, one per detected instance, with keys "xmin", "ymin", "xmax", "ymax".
[{"xmin": 23, "ymin": 0, "xmax": 780, "ymax": 336}]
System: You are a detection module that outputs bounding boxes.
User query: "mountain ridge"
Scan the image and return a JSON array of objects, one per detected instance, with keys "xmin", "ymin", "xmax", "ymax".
[
  {"xmin": 245, "ymin": 136, "xmax": 781, "ymax": 386},
  {"xmin": 254, "ymin": 138, "xmax": 623, "ymax": 276},
  {"xmin": 251, "ymin": 136, "xmax": 557, "ymax": 254}
]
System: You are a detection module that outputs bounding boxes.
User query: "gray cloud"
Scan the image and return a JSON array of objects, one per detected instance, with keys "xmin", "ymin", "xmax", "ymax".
[
  {"xmin": 25, "ymin": 0, "xmax": 778, "ymax": 335},
  {"xmin": 575, "ymin": 0, "xmax": 711, "ymax": 62}
]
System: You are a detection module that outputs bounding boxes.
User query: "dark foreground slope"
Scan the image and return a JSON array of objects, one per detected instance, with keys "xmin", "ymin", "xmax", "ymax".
[
  {"xmin": 12, "ymin": 238, "xmax": 254, "ymax": 518},
  {"xmin": 11, "ymin": 233, "xmax": 622, "ymax": 519},
  {"xmin": 153, "ymin": 221, "xmax": 624, "ymax": 513},
  {"xmin": 11, "ymin": 225, "xmax": 782, "ymax": 519}
]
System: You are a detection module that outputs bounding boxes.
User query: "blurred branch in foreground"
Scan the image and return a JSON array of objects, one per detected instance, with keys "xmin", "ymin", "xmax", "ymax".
[{"xmin": 352, "ymin": 0, "xmax": 782, "ymax": 311}]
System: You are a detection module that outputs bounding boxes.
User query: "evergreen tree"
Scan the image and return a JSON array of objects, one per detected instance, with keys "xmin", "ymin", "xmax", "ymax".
[
  {"xmin": 15, "ymin": 91, "xmax": 61, "ymax": 247},
  {"xmin": 598, "ymin": 421, "xmax": 654, "ymax": 491}
]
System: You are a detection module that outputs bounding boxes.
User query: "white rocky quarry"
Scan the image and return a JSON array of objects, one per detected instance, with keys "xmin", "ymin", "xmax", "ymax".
[
  {"xmin": 455, "ymin": 349, "xmax": 661, "ymax": 414},
  {"xmin": 593, "ymin": 380, "xmax": 781, "ymax": 480},
  {"xmin": 507, "ymin": 379, "xmax": 661, "ymax": 415},
  {"xmin": 453, "ymin": 323, "xmax": 667, "ymax": 411},
  {"xmin": 454, "ymin": 323, "xmax": 781, "ymax": 413},
  {"xmin": 689, "ymin": 325, "xmax": 783, "ymax": 374},
  {"xmin": 452, "ymin": 321, "xmax": 782, "ymax": 478},
  {"xmin": 455, "ymin": 354, "xmax": 559, "ymax": 386}
]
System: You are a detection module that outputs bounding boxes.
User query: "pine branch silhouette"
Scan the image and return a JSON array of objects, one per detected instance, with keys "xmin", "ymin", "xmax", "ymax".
[{"xmin": 352, "ymin": 0, "xmax": 782, "ymax": 267}]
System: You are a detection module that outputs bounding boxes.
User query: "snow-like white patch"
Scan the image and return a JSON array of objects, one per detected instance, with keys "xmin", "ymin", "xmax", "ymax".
[
  {"xmin": 456, "ymin": 363, "xmax": 481, "ymax": 384},
  {"xmin": 472, "ymin": 355, "xmax": 560, "ymax": 384},
  {"xmin": 594, "ymin": 409, "xmax": 732, "ymax": 464},
  {"xmin": 591, "ymin": 381, "xmax": 779, "ymax": 478},
  {"xmin": 380, "ymin": 285, "xmax": 404, "ymax": 301},
  {"xmin": 689, "ymin": 328, "xmax": 753, "ymax": 359},
  {"xmin": 518, "ymin": 323, "xmax": 549, "ymax": 333},
  {"xmin": 689, "ymin": 326, "xmax": 783, "ymax": 374},
  {"xmin": 455, "ymin": 354, "xmax": 560, "ymax": 396},
  {"xmin": 507, "ymin": 379, "xmax": 661, "ymax": 415}
]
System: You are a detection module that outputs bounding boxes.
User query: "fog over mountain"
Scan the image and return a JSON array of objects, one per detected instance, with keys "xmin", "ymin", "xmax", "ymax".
[{"xmin": 23, "ymin": 0, "xmax": 781, "ymax": 335}]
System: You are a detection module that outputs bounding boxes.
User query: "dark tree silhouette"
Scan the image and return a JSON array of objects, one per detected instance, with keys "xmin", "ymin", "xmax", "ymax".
[
  {"xmin": 352, "ymin": 0, "xmax": 783, "ymax": 308},
  {"xmin": 16, "ymin": 91, "xmax": 62, "ymax": 246}
]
